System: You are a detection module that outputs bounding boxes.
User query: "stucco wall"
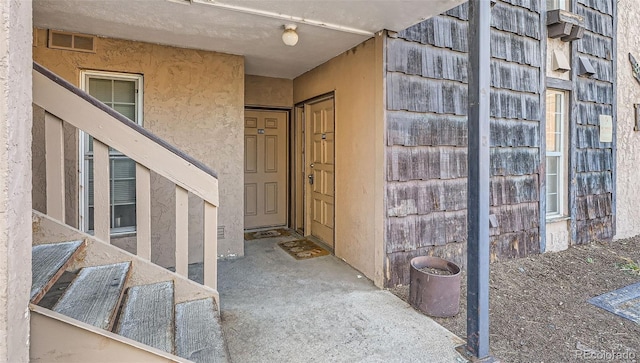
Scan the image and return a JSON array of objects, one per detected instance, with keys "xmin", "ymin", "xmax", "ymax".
[
  {"xmin": 245, "ymin": 75, "xmax": 293, "ymax": 108},
  {"xmin": 546, "ymin": 38, "xmax": 571, "ymax": 81},
  {"xmin": 32, "ymin": 29, "xmax": 245, "ymax": 265},
  {"xmin": 616, "ymin": 0, "xmax": 640, "ymax": 239},
  {"xmin": 0, "ymin": 1, "xmax": 32, "ymax": 362},
  {"xmin": 293, "ymin": 36, "xmax": 385, "ymax": 284}
]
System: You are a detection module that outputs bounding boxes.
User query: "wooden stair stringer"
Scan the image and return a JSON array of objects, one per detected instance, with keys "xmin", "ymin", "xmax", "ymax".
[
  {"xmin": 32, "ymin": 210, "xmax": 219, "ymax": 307},
  {"xmin": 30, "ymin": 304, "xmax": 190, "ymax": 363}
]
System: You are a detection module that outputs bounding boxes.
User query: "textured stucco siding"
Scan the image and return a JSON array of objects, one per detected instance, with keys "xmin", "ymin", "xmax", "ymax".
[
  {"xmin": 615, "ymin": 0, "xmax": 640, "ymax": 239},
  {"xmin": 293, "ymin": 37, "xmax": 385, "ymax": 284},
  {"xmin": 0, "ymin": 1, "xmax": 32, "ymax": 362},
  {"xmin": 245, "ymin": 75, "xmax": 293, "ymax": 108},
  {"xmin": 32, "ymin": 29, "xmax": 244, "ymax": 265}
]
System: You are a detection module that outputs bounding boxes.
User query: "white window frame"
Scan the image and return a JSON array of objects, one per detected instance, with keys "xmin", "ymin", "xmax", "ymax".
[
  {"xmin": 547, "ymin": 0, "xmax": 570, "ymax": 11},
  {"xmin": 79, "ymin": 70, "xmax": 144, "ymax": 235},
  {"xmin": 545, "ymin": 89, "xmax": 568, "ymax": 218}
]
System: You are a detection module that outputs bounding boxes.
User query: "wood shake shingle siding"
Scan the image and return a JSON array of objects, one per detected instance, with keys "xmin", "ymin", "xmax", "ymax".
[
  {"xmin": 572, "ymin": 0, "xmax": 615, "ymax": 244},
  {"xmin": 385, "ymin": 1, "xmax": 543, "ymax": 286}
]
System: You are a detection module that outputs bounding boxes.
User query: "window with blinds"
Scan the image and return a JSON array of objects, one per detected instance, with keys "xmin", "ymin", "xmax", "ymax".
[{"xmin": 81, "ymin": 72, "xmax": 143, "ymax": 234}]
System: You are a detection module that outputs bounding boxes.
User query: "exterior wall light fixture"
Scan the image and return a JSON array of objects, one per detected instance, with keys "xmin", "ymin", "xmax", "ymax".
[{"xmin": 282, "ymin": 24, "xmax": 299, "ymax": 46}]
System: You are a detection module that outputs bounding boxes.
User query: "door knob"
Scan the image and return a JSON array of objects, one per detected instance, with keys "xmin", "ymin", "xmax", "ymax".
[
  {"xmin": 308, "ymin": 174, "xmax": 314, "ymax": 185},
  {"xmin": 310, "ymin": 163, "xmax": 315, "ymax": 168}
]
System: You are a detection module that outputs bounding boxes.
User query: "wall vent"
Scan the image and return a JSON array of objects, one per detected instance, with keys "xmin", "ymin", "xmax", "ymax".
[
  {"xmin": 48, "ymin": 30, "xmax": 96, "ymax": 53},
  {"xmin": 217, "ymin": 226, "xmax": 225, "ymax": 239}
]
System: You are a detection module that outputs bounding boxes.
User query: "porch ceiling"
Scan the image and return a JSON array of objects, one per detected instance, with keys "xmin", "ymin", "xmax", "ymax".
[{"xmin": 33, "ymin": 0, "xmax": 465, "ymax": 79}]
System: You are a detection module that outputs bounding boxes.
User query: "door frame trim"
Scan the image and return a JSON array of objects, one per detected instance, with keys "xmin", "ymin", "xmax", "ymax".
[
  {"xmin": 293, "ymin": 91, "xmax": 335, "ymax": 108},
  {"xmin": 243, "ymin": 107, "xmax": 292, "ymax": 231},
  {"xmin": 292, "ymin": 92, "xmax": 336, "ymax": 247}
]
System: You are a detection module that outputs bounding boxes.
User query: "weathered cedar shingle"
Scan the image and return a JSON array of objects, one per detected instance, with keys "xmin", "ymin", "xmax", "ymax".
[
  {"xmin": 386, "ymin": 179, "xmax": 467, "ymax": 217},
  {"xmin": 490, "ymin": 119, "xmax": 540, "ymax": 147},
  {"xmin": 491, "ymin": 2, "xmax": 541, "ymax": 39},
  {"xmin": 384, "ymin": 0, "xmax": 551, "ymax": 286},
  {"xmin": 574, "ymin": 102, "xmax": 613, "ymax": 125},
  {"xmin": 576, "ymin": 78, "xmax": 614, "ymax": 104},
  {"xmin": 575, "ymin": 148, "xmax": 613, "ymax": 172},
  {"xmin": 575, "ymin": 171, "xmax": 613, "ymax": 197},
  {"xmin": 397, "ymin": 16, "xmax": 468, "ymax": 52},
  {"xmin": 386, "ymin": 174, "xmax": 539, "ymax": 218},
  {"xmin": 387, "ymin": 39, "xmax": 468, "ymax": 83},
  {"xmin": 576, "ymin": 125, "xmax": 612, "ymax": 149},
  {"xmin": 491, "ymin": 30, "xmax": 542, "ymax": 67},
  {"xmin": 490, "ymin": 175, "xmax": 539, "ymax": 206},
  {"xmin": 397, "ymin": 17, "xmax": 541, "ymax": 68},
  {"xmin": 490, "ymin": 202, "xmax": 539, "ymax": 234},
  {"xmin": 501, "ymin": 0, "xmax": 540, "ymax": 13},
  {"xmin": 577, "ymin": 0, "xmax": 614, "ymax": 16},
  {"xmin": 387, "ymin": 73, "xmax": 468, "ymax": 114},
  {"xmin": 490, "ymin": 89, "xmax": 540, "ymax": 120},
  {"xmin": 387, "ymin": 212, "xmax": 466, "ymax": 253},
  {"xmin": 575, "ymin": 193, "xmax": 613, "ymax": 221},
  {"xmin": 576, "ymin": 5, "xmax": 614, "ymax": 37},
  {"xmin": 579, "ymin": 56, "xmax": 614, "ymax": 83},
  {"xmin": 387, "ymin": 111, "xmax": 468, "ymax": 147},
  {"xmin": 575, "ymin": 215, "xmax": 614, "ymax": 244},
  {"xmin": 577, "ymin": 31, "xmax": 613, "ymax": 59},
  {"xmin": 491, "ymin": 60, "xmax": 540, "ymax": 93},
  {"xmin": 490, "ymin": 228, "xmax": 540, "ymax": 261},
  {"xmin": 386, "ymin": 146, "xmax": 467, "ymax": 181},
  {"xmin": 573, "ymin": 0, "xmax": 615, "ymax": 242},
  {"xmin": 444, "ymin": 3, "xmax": 468, "ymax": 20},
  {"xmin": 491, "ymin": 147, "xmax": 540, "ymax": 176}
]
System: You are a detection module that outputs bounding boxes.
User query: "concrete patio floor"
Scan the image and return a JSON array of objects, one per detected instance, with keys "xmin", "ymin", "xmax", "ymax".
[{"xmin": 214, "ymin": 232, "xmax": 467, "ymax": 363}]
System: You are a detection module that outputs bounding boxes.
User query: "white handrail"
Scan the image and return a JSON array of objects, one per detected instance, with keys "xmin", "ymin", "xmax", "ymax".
[
  {"xmin": 35, "ymin": 63, "xmax": 219, "ymax": 290},
  {"xmin": 33, "ymin": 67, "xmax": 219, "ymax": 206}
]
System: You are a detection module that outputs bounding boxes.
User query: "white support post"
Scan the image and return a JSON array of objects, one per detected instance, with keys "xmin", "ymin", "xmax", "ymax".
[
  {"xmin": 93, "ymin": 139, "xmax": 110, "ymax": 243},
  {"xmin": 175, "ymin": 186, "xmax": 189, "ymax": 277},
  {"xmin": 44, "ymin": 112, "xmax": 65, "ymax": 222},
  {"xmin": 136, "ymin": 164, "xmax": 151, "ymax": 260},
  {"xmin": 203, "ymin": 202, "xmax": 218, "ymax": 290}
]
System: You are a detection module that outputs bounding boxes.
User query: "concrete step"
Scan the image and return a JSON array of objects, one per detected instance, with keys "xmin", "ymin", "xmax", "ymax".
[
  {"xmin": 115, "ymin": 281, "xmax": 175, "ymax": 354},
  {"xmin": 53, "ymin": 262, "xmax": 131, "ymax": 330},
  {"xmin": 31, "ymin": 240, "xmax": 85, "ymax": 304},
  {"xmin": 176, "ymin": 298, "xmax": 229, "ymax": 363}
]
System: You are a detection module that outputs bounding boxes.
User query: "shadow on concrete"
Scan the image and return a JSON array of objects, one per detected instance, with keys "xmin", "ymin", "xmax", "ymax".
[{"xmin": 201, "ymin": 232, "xmax": 467, "ymax": 363}]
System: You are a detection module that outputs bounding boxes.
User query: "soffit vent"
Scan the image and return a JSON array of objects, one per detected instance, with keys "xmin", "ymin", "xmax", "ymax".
[{"xmin": 48, "ymin": 30, "xmax": 96, "ymax": 53}]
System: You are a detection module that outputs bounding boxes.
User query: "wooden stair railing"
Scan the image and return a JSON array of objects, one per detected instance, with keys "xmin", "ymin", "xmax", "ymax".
[{"xmin": 32, "ymin": 62, "xmax": 219, "ymax": 290}]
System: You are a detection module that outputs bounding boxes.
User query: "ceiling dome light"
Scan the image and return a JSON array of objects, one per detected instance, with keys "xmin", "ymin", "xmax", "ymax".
[{"xmin": 282, "ymin": 24, "xmax": 299, "ymax": 46}]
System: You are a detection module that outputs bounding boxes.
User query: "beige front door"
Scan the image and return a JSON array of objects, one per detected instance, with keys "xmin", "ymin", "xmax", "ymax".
[
  {"xmin": 244, "ymin": 110, "xmax": 288, "ymax": 229},
  {"xmin": 305, "ymin": 98, "xmax": 335, "ymax": 247}
]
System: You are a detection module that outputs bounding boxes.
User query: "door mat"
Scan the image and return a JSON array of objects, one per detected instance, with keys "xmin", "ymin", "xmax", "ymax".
[
  {"xmin": 588, "ymin": 282, "xmax": 640, "ymax": 324},
  {"xmin": 277, "ymin": 239, "xmax": 330, "ymax": 260},
  {"xmin": 245, "ymin": 228, "xmax": 291, "ymax": 241}
]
